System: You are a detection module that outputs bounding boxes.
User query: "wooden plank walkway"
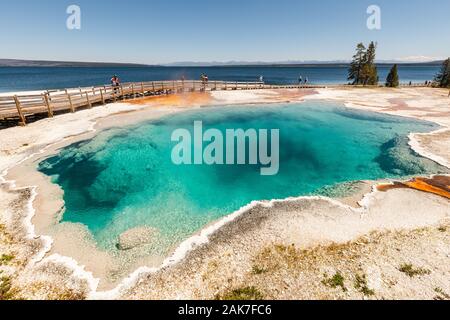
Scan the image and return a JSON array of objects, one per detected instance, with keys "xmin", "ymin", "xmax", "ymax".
[
  {"xmin": 0, "ymin": 80, "xmax": 431, "ymax": 126},
  {"xmin": 0, "ymin": 80, "xmax": 318, "ymax": 126}
]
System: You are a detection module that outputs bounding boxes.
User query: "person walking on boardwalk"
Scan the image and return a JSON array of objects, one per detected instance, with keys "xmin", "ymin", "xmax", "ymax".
[
  {"xmin": 111, "ymin": 75, "xmax": 118, "ymax": 86},
  {"xmin": 200, "ymin": 74, "xmax": 208, "ymax": 91},
  {"xmin": 111, "ymin": 75, "xmax": 120, "ymax": 93},
  {"xmin": 304, "ymin": 77, "xmax": 309, "ymax": 85},
  {"xmin": 259, "ymin": 75, "xmax": 264, "ymax": 83},
  {"xmin": 298, "ymin": 76, "xmax": 303, "ymax": 85}
]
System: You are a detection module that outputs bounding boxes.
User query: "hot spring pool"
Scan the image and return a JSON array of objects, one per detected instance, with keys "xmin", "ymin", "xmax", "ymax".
[{"xmin": 38, "ymin": 102, "xmax": 446, "ymax": 256}]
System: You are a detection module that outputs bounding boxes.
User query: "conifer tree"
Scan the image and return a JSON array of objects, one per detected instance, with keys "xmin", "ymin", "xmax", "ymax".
[
  {"xmin": 434, "ymin": 58, "xmax": 450, "ymax": 88},
  {"xmin": 386, "ymin": 64, "xmax": 400, "ymax": 87},
  {"xmin": 362, "ymin": 42, "xmax": 378, "ymax": 85},
  {"xmin": 348, "ymin": 43, "xmax": 366, "ymax": 85},
  {"xmin": 348, "ymin": 42, "xmax": 378, "ymax": 86}
]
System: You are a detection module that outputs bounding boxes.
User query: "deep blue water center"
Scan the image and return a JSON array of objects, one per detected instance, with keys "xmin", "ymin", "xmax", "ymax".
[{"xmin": 38, "ymin": 102, "xmax": 445, "ymax": 255}]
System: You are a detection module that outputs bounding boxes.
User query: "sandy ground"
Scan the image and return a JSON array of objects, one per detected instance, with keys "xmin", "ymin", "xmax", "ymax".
[
  {"xmin": 118, "ymin": 191, "xmax": 449, "ymax": 300},
  {"xmin": 0, "ymin": 87, "xmax": 449, "ymax": 300}
]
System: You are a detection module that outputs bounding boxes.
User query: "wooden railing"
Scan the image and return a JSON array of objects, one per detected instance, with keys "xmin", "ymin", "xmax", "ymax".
[
  {"xmin": 0, "ymin": 80, "xmax": 270, "ymax": 125},
  {"xmin": 0, "ymin": 80, "xmax": 434, "ymax": 126}
]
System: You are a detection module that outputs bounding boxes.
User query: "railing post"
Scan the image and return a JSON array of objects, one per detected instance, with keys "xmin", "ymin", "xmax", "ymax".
[
  {"xmin": 152, "ymin": 81, "xmax": 155, "ymax": 93},
  {"xmin": 13, "ymin": 95, "xmax": 26, "ymax": 126},
  {"xmin": 131, "ymin": 84, "xmax": 135, "ymax": 99},
  {"xmin": 99, "ymin": 88, "xmax": 105, "ymax": 105},
  {"xmin": 85, "ymin": 92, "xmax": 92, "ymax": 108},
  {"xmin": 141, "ymin": 82, "xmax": 145, "ymax": 96},
  {"xmin": 42, "ymin": 93, "xmax": 54, "ymax": 117},
  {"xmin": 65, "ymin": 89, "xmax": 75, "ymax": 112}
]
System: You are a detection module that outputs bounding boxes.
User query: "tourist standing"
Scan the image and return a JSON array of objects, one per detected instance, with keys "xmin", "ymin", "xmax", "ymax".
[
  {"xmin": 200, "ymin": 74, "xmax": 208, "ymax": 91},
  {"xmin": 201, "ymin": 73, "xmax": 209, "ymax": 84},
  {"xmin": 200, "ymin": 74, "xmax": 205, "ymax": 87},
  {"xmin": 111, "ymin": 75, "xmax": 120, "ymax": 93}
]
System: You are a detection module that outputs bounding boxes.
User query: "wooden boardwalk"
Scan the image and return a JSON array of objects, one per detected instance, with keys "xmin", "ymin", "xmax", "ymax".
[
  {"xmin": 0, "ymin": 80, "xmax": 321, "ymax": 126},
  {"xmin": 0, "ymin": 80, "xmax": 431, "ymax": 126}
]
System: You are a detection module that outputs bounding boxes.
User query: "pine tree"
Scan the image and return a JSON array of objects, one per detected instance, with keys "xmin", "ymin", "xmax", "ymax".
[
  {"xmin": 369, "ymin": 65, "xmax": 378, "ymax": 85},
  {"xmin": 434, "ymin": 58, "xmax": 450, "ymax": 88},
  {"xmin": 348, "ymin": 42, "xmax": 378, "ymax": 86},
  {"xmin": 362, "ymin": 42, "xmax": 378, "ymax": 85},
  {"xmin": 386, "ymin": 64, "xmax": 400, "ymax": 87},
  {"xmin": 348, "ymin": 43, "xmax": 366, "ymax": 85}
]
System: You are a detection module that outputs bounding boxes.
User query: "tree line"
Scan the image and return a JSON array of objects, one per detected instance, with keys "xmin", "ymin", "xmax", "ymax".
[
  {"xmin": 348, "ymin": 42, "xmax": 378, "ymax": 86},
  {"xmin": 348, "ymin": 42, "xmax": 450, "ymax": 88}
]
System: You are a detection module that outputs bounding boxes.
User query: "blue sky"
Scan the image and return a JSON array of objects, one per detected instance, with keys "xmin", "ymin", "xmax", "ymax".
[{"xmin": 0, "ymin": 0, "xmax": 449, "ymax": 64}]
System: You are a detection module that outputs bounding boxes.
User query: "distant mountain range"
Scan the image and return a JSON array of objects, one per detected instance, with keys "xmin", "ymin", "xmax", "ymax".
[
  {"xmin": 164, "ymin": 60, "xmax": 349, "ymax": 67},
  {"xmin": 0, "ymin": 58, "xmax": 444, "ymax": 68},
  {"xmin": 163, "ymin": 60, "xmax": 444, "ymax": 67},
  {"xmin": 0, "ymin": 59, "xmax": 150, "ymax": 67}
]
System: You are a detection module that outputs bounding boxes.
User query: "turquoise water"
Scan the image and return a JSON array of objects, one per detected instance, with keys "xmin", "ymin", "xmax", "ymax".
[{"xmin": 38, "ymin": 102, "xmax": 446, "ymax": 255}]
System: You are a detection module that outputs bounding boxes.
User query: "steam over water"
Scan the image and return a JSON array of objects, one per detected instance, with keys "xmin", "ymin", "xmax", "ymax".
[{"xmin": 38, "ymin": 102, "xmax": 446, "ymax": 257}]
